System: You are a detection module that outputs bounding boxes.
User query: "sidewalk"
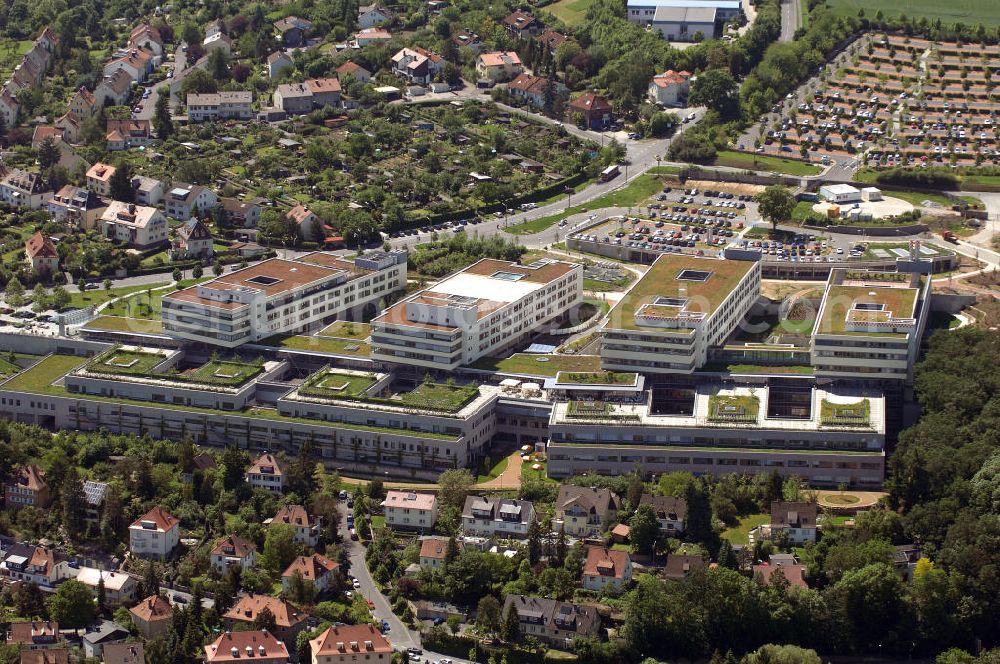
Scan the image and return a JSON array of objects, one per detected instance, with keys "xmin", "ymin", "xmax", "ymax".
[{"xmin": 339, "ymin": 451, "xmax": 525, "ymax": 491}]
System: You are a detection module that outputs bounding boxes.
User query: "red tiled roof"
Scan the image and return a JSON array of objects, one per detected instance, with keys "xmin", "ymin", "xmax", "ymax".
[
  {"xmin": 224, "ymin": 595, "xmax": 307, "ymax": 629},
  {"xmin": 130, "ymin": 506, "xmax": 179, "ymax": 532},
  {"xmin": 204, "ymin": 631, "xmax": 288, "ymax": 663},
  {"xmin": 310, "ymin": 625, "xmax": 391, "ymax": 656},
  {"xmin": 282, "ymin": 554, "xmax": 339, "ymax": 581},
  {"xmin": 130, "ymin": 595, "xmax": 172, "ymax": 622}
]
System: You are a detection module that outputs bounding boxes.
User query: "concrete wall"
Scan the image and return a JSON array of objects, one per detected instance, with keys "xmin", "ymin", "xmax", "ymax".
[{"xmin": 0, "ymin": 333, "xmax": 108, "ymax": 356}]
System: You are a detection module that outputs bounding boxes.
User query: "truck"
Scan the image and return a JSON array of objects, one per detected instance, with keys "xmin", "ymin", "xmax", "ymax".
[{"xmin": 942, "ymin": 230, "xmax": 959, "ymax": 244}]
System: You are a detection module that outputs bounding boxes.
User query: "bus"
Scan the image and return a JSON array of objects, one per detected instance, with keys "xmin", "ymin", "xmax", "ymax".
[{"xmin": 599, "ymin": 164, "xmax": 620, "ymax": 182}]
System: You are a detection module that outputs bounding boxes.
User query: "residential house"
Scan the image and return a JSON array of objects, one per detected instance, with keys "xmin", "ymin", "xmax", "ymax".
[
  {"xmin": 305, "ymin": 78, "xmax": 341, "ymax": 107},
  {"xmin": 753, "ymin": 563, "xmax": 809, "ymax": 589},
  {"xmin": 501, "ymin": 595, "xmax": 600, "ymax": 648},
  {"xmin": 206, "ymin": 19, "xmax": 226, "ymax": 39},
  {"xmin": 382, "ymin": 491, "xmax": 438, "ymax": 531},
  {"xmin": 95, "ymin": 70, "xmax": 133, "ymax": 107},
  {"xmin": 281, "ymin": 553, "xmax": 340, "ymax": 595},
  {"xmin": 128, "ymin": 506, "xmax": 180, "ymax": 559},
  {"xmin": 100, "ymin": 202, "xmax": 169, "ymax": 249},
  {"xmin": 103, "ymin": 642, "xmax": 145, "ymax": 664},
  {"xmin": 31, "ymin": 126, "xmax": 63, "ymax": 150},
  {"xmin": 476, "ymin": 51, "xmax": 522, "ymax": 82},
  {"xmin": 165, "ymin": 184, "xmax": 218, "ymax": 220},
  {"xmin": 132, "ymin": 176, "xmax": 164, "ymax": 206},
  {"xmin": 391, "ymin": 47, "xmax": 444, "ymax": 85},
  {"xmin": 461, "ymin": 496, "xmax": 534, "ymax": 538},
  {"xmin": 508, "ymin": 74, "xmax": 564, "ymax": 109},
  {"xmin": 171, "ymin": 218, "xmax": 214, "ymax": 260},
  {"xmin": 503, "ymin": 11, "xmax": 540, "ymax": 38},
  {"xmin": 187, "ymin": 92, "xmax": 253, "ymax": 122},
  {"xmin": 663, "ymin": 554, "xmax": 705, "ymax": 580},
  {"xmin": 103, "ymin": 49, "xmax": 152, "ymax": 83},
  {"xmin": 0, "ymin": 89, "xmax": 20, "ymax": 128},
  {"xmin": 309, "ymin": 625, "xmax": 392, "ymax": 664},
  {"xmin": 86, "ymin": 163, "xmax": 116, "ymax": 196},
  {"xmin": 418, "ymin": 536, "xmax": 457, "ymax": 570},
  {"xmin": 4, "ymin": 465, "xmax": 50, "ymax": 509},
  {"xmin": 7, "ymin": 623, "xmax": 62, "ymax": 650},
  {"xmin": 569, "ymin": 92, "xmax": 613, "ymax": 129},
  {"xmin": 267, "ymin": 52, "xmax": 294, "ymax": 79},
  {"xmin": 106, "ymin": 119, "xmax": 152, "ymax": 151},
  {"xmin": 288, "ymin": 205, "xmax": 321, "ymax": 239},
  {"xmin": 649, "ymin": 69, "xmax": 692, "ymax": 107},
  {"xmin": 336, "ymin": 61, "xmax": 372, "ymax": 83},
  {"xmin": 129, "ymin": 595, "xmax": 172, "ymax": 639},
  {"xmin": 354, "ymin": 28, "xmax": 392, "ymax": 47},
  {"xmin": 581, "ymin": 545, "xmax": 632, "ymax": 592},
  {"xmin": 220, "ymin": 198, "xmax": 261, "ymax": 228},
  {"xmin": 0, "ymin": 169, "xmax": 50, "ymax": 209},
  {"xmin": 55, "ymin": 114, "xmax": 80, "ymax": 144},
  {"xmin": 358, "ymin": 4, "xmax": 394, "ymax": 28},
  {"xmin": 128, "ymin": 24, "xmax": 164, "ymax": 57},
  {"xmin": 245, "ymin": 453, "xmax": 285, "ymax": 493},
  {"xmin": 272, "ymin": 83, "xmax": 314, "ymax": 115},
  {"xmin": 204, "ymin": 632, "xmax": 288, "ymax": 664},
  {"xmin": 223, "ymin": 596, "xmax": 307, "ymax": 645},
  {"xmin": 81, "ymin": 622, "xmax": 129, "ymax": 659},
  {"xmin": 83, "ymin": 480, "xmax": 109, "ymax": 526},
  {"xmin": 210, "ymin": 535, "xmax": 257, "ymax": 574},
  {"xmin": 769, "ymin": 501, "xmax": 818, "ymax": 544},
  {"xmin": 203, "ymin": 33, "xmax": 234, "ymax": 56},
  {"xmin": 75, "ymin": 568, "xmax": 138, "ymax": 607},
  {"xmin": 20, "ymin": 649, "xmax": 70, "ymax": 664},
  {"xmin": 24, "ymin": 232, "xmax": 59, "ymax": 276},
  {"xmin": 552, "ymin": 486, "xmax": 619, "ymax": 537},
  {"xmin": 1, "ymin": 546, "xmax": 73, "ymax": 588},
  {"xmin": 68, "ymin": 87, "xmax": 99, "ymax": 120},
  {"xmin": 35, "ymin": 26, "xmax": 59, "ymax": 53},
  {"xmin": 536, "ymin": 30, "xmax": 569, "ymax": 54},
  {"xmin": 452, "ymin": 30, "xmax": 482, "ymax": 52},
  {"xmin": 893, "ymin": 544, "xmax": 922, "ymax": 581},
  {"xmin": 638, "ymin": 494, "xmax": 686, "ymax": 535},
  {"xmin": 274, "ymin": 17, "xmax": 313, "ymax": 47},
  {"xmin": 268, "ymin": 505, "xmax": 321, "ymax": 547}
]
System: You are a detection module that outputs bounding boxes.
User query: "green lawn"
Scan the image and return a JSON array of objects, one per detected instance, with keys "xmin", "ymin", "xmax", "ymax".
[
  {"xmin": 0, "ymin": 355, "xmax": 20, "ymax": 376},
  {"xmin": 88, "ymin": 349, "xmax": 168, "ymax": 376},
  {"xmin": 721, "ymin": 513, "xmax": 769, "ymax": 545},
  {"xmin": 469, "ymin": 353, "xmax": 601, "ymax": 376},
  {"xmin": 557, "ymin": 371, "xmax": 637, "ymax": 385},
  {"xmin": 317, "ymin": 321, "xmax": 371, "ymax": 340},
  {"xmin": 398, "ymin": 382, "xmax": 480, "ymax": 412},
  {"xmin": 264, "ymin": 334, "xmax": 372, "ymax": 356},
  {"xmin": 521, "ymin": 459, "xmax": 555, "ymax": 483},
  {"xmin": 544, "ymin": 0, "xmax": 595, "ymax": 25},
  {"xmin": 707, "ymin": 395, "xmax": 760, "ymax": 423},
  {"xmin": 703, "ymin": 363, "xmax": 815, "ymax": 375},
  {"xmin": 300, "ymin": 370, "xmax": 379, "ymax": 398},
  {"xmin": 820, "ymin": 398, "xmax": 871, "ymax": 426},
  {"xmin": 713, "ymin": 151, "xmax": 823, "ymax": 176},
  {"xmin": 104, "ymin": 278, "xmax": 209, "ymax": 320},
  {"xmin": 83, "ymin": 316, "xmax": 165, "ymax": 334},
  {"xmin": 476, "ymin": 455, "xmax": 510, "ymax": 483},
  {"xmin": 507, "ymin": 170, "xmax": 673, "ymax": 235},
  {"xmin": 66, "ymin": 282, "xmax": 170, "ymax": 311},
  {"xmin": 825, "ymin": 0, "xmax": 1000, "ymax": 25}
]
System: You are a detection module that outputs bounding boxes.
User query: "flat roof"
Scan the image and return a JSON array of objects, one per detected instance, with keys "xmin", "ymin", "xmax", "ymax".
[
  {"xmin": 817, "ymin": 283, "xmax": 919, "ymax": 335},
  {"xmin": 653, "ymin": 5, "xmax": 717, "ymax": 21},
  {"xmin": 628, "ymin": 0, "xmax": 739, "ymax": 8},
  {"xmin": 606, "ymin": 255, "xmax": 756, "ymax": 332},
  {"xmin": 164, "ymin": 256, "xmax": 359, "ymax": 310}
]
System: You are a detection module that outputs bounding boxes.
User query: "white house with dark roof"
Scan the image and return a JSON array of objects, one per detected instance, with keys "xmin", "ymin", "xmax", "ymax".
[
  {"xmin": 245, "ymin": 453, "xmax": 285, "ymax": 493},
  {"xmin": 461, "ymin": 496, "xmax": 534, "ymax": 538},
  {"xmin": 165, "ymin": 183, "xmax": 218, "ymax": 220},
  {"xmin": 211, "ymin": 534, "xmax": 257, "ymax": 573}
]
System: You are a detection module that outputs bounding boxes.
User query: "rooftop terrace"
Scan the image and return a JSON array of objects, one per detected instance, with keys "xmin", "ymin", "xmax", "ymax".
[
  {"xmin": 817, "ymin": 283, "xmax": 919, "ymax": 336},
  {"xmin": 606, "ymin": 255, "xmax": 756, "ymax": 332}
]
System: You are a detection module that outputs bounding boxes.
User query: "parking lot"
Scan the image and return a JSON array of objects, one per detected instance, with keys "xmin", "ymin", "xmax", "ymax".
[{"xmin": 567, "ymin": 185, "xmax": 752, "ymax": 256}]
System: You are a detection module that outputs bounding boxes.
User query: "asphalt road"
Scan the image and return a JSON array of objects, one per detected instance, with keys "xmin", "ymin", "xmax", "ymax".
[{"xmin": 779, "ymin": 0, "xmax": 800, "ymax": 42}]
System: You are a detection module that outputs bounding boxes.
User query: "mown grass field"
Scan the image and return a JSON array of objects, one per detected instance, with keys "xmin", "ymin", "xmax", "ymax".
[
  {"xmin": 714, "ymin": 151, "xmax": 823, "ymax": 176},
  {"xmin": 543, "ymin": 0, "xmax": 595, "ymax": 26},
  {"xmin": 825, "ymin": 0, "xmax": 1000, "ymax": 25}
]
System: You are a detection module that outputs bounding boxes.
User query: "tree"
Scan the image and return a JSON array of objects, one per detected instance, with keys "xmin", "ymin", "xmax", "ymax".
[
  {"xmin": 689, "ymin": 69, "xmax": 740, "ymax": 118},
  {"xmin": 684, "ymin": 478, "xmax": 714, "ymax": 545},
  {"xmin": 212, "ymin": 260, "xmax": 223, "ymax": 277},
  {"xmin": 754, "ymin": 185, "xmax": 796, "ymax": 232},
  {"xmin": 109, "ymin": 162, "xmax": 134, "ymax": 202},
  {"xmin": 741, "ymin": 644, "xmax": 822, "ymax": 664},
  {"xmin": 476, "ymin": 596, "xmax": 501, "ymax": 637},
  {"xmin": 438, "ymin": 469, "xmax": 474, "ymax": 510},
  {"xmin": 96, "ymin": 575, "xmax": 106, "ymax": 611},
  {"xmin": 829, "ymin": 563, "xmax": 910, "ymax": 652},
  {"xmin": 172, "ymin": 268, "xmax": 182, "ymax": 283},
  {"xmin": 208, "ymin": 49, "xmax": 230, "ymax": 81},
  {"xmin": 38, "ymin": 137, "xmax": 60, "ymax": 170},
  {"xmin": 13, "ymin": 582, "xmax": 46, "ymax": 618},
  {"xmin": 500, "ymin": 599, "xmax": 520, "ymax": 643},
  {"xmin": 717, "ymin": 540, "xmax": 738, "ymax": 569},
  {"xmin": 447, "ymin": 615, "xmax": 461, "ymax": 635},
  {"xmin": 31, "ymin": 284, "xmax": 48, "ymax": 313},
  {"xmin": 527, "ymin": 517, "xmax": 543, "ymax": 566},
  {"xmin": 61, "ymin": 468, "xmax": 86, "ymax": 540},
  {"xmin": 260, "ymin": 524, "xmax": 299, "ymax": 573},
  {"xmin": 142, "ymin": 562, "xmax": 160, "ymax": 597},
  {"xmin": 5, "ymin": 277, "xmax": 24, "ymax": 307},
  {"xmin": 153, "ymin": 88, "xmax": 173, "ymax": 139},
  {"xmin": 103, "ymin": 278, "xmax": 113, "ymax": 293},
  {"xmin": 50, "ymin": 285, "xmax": 69, "ymax": 311},
  {"xmin": 192, "ymin": 264, "xmax": 203, "ymax": 279},
  {"xmin": 630, "ymin": 504, "xmax": 660, "ymax": 555},
  {"xmin": 648, "ymin": 112, "xmax": 679, "ymax": 138},
  {"xmin": 253, "ymin": 606, "xmax": 277, "ymax": 632},
  {"xmin": 47, "ymin": 580, "xmax": 96, "ymax": 630}
]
